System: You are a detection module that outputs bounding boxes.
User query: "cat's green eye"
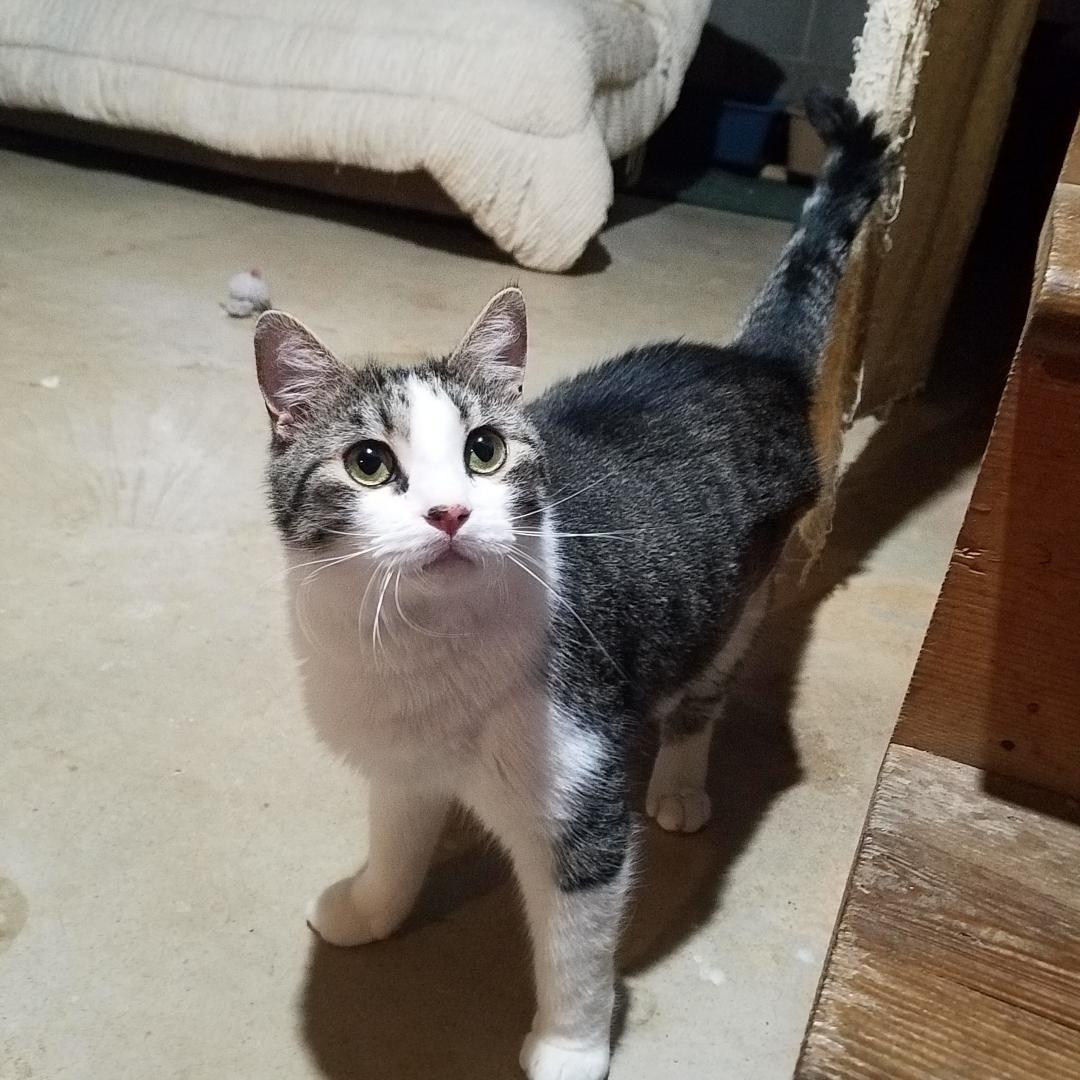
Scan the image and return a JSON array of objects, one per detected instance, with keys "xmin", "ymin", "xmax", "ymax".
[
  {"xmin": 344, "ymin": 441, "xmax": 396, "ymax": 488},
  {"xmin": 465, "ymin": 428, "xmax": 507, "ymax": 475}
]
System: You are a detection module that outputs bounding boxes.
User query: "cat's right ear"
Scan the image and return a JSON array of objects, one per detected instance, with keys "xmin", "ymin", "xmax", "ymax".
[{"xmin": 254, "ymin": 311, "xmax": 340, "ymax": 441}]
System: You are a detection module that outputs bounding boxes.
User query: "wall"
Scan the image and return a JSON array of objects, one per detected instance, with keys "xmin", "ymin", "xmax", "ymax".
[{"xmin": 708, "ymin": 0, "xmax": 866, "ymax": 98}]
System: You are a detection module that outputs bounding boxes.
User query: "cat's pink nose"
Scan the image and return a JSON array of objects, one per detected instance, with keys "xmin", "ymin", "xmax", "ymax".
[{"xmin": 425, "ymin": 504, "xmax": 471, "ymax": 537}]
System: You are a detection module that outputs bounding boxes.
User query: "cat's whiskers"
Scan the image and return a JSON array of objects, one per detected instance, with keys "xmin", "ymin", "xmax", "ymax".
[
  {"xmin": 267, "ymin": 546, "xmax": 365, "ymax": 585},
  {"xmin": 316, "ymin": 526, "xmax": 372, "ymax": 540},
  {"xmin": 282, "ymin": 543, "xmax": 379, "ymax": 651},
  {"xmin": 294, "ymin": 579, "xmax": 322, "ymax": 653},
  {"xmin": 355, "ymin": 556, "xmax": 389, "ymax": 647},
  {"xmin": 391, "ymin": 570, "xmax": 468, "ymax": 639},
  {"xmin": 392, "ymin": 569, "xmax": 429, "ymax": 637},
  {"xmin": 497, "ymin": 543, "xmax": 625, "ymax": 678},
  {"xmin": 514, "ymin": 529, "xmax": 632, "ymax": 541},
  {"xmin": 504, "ymin": 546, "xmax": 619, "ymax": 674},
  {"xmin": 511, "ymin": 474, "xmax": 611, "ymax": 522},
  {"xmin": 298, "ymin": 546, "xmax": 377, "ymax": 587},
  {"xmin": 371, "ymin": 564, "xmax": 395, "ymax": 659}
]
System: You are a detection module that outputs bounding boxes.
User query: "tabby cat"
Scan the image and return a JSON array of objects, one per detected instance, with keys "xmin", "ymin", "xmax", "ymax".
[{"xmin": 254, "ymin": 93, "xmax": 887, "ymax": 1080}]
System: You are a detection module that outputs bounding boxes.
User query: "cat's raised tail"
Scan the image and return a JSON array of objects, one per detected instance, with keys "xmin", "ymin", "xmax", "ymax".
[{"xmin": 734, "ymin": 91, "xmax": 891, "ymax": 386}]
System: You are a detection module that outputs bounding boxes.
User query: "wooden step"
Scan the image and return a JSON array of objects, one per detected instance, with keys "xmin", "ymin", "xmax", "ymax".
[{"xmin": 796, "ymin": 745, "xmax": 1080, "ymax": 1079}]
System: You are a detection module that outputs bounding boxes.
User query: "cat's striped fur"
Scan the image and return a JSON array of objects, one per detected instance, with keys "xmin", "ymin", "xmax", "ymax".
[{"xmin": 254, "ymin": 93, "xmax": 888, "ymax": 1080}]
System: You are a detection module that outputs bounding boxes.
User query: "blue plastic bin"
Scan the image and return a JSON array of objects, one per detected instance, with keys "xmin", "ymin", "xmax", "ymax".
[{"xmin": 713, "ymin": 100, "xmax": 780, "ymax": 169}]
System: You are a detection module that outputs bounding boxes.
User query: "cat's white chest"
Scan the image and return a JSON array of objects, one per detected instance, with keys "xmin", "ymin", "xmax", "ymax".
[{"xmin": 286, "ymin": 558, "xmax": 550, "ymax": 783}]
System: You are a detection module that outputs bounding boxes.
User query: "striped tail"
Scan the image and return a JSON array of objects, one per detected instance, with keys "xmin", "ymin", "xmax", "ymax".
[{"xmin": 735, "ymin": 91, "xmax": 890, "ymax": 386}]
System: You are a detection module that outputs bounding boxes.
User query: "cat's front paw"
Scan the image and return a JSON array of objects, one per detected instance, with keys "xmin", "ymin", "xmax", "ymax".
[
  {"xmin": 520, "ymin": 1034, "xmax": 610, "ymax": 1080},
  {"xmin": 305, "ymin": 875, "xmax": 402, "ymax": 947},
  {"xmin": 645, "ymin": 787, "xmax": 712, "ymax": 833}
]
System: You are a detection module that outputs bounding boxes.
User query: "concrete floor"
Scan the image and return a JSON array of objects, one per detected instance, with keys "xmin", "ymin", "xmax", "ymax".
[{"xmin": 1, "ymin": 143, "xmax": 988, "ymax": 1080}]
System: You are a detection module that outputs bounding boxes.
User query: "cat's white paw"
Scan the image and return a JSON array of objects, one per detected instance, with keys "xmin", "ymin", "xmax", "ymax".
[
  {"xmin": 645, "ymin": 788, "xmax": 712, "ymax": 833},
  {"xmin": 520, "ymin": 1034, "xmax": 610, "ymax": 1080},
  {"xmin": 305, "ymin": 875, "xmax": 401, "ymax": 947}
]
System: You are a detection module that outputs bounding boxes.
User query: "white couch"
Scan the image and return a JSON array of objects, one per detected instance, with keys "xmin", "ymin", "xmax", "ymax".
[{"xmin": 0, "ymin": 0, "xmax": 709, "ymax": 270}]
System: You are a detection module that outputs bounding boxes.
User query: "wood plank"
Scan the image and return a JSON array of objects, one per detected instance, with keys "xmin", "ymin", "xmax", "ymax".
[
  {"xmin": 849, "ymin": 0, "xmax": 1038, "ymax": 414},
  {"xmin": 794, "ymin": 0, "xmax": 1036, "ymax": 560},
  {"xmin": 796, "ymin": 745, "xmax": 1080, "ymax": 1080},
  {"xmin": 894, "ymin": 116, "xmax": 1080, "ymax": 798},
  {"xmin": 1063, "ymin": 118, "xmax": 1080, "ymax": 186}
]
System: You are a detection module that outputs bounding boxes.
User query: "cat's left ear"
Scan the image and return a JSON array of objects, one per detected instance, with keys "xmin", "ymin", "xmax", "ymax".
[
  {"xmin": 452, "ymin": 287, "xmax": 527, "ymax": 394},
  {"xmin": 254, "ymin": 311, "xmax": 343, "ymax": 441}
]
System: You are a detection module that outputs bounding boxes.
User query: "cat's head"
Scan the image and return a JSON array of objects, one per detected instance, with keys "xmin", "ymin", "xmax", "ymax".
[{"xmin": 254, "ymin": 288, "xmax": 546, "ymax": 579}]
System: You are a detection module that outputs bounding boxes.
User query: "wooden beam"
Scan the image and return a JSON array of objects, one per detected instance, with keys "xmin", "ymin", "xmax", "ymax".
[
  {"xmin": 848, "ymin": 0, "xmax": 1038, "ymax": 414},
  {"xmin": 894, "ymin": 118, "xmax": 1080, "ymax": 799},
  {"xmin": 796, "ymin": 746, "xmax": 1080, "ymax": 1080},
  {"xmin": 796, "ymin": 0, "xmax": 1037, "ymax": 563}
]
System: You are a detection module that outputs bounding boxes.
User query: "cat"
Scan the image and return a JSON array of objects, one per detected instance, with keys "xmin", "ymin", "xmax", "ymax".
[{"xmin": 254, "ymin": 92, "xmax": 888, "ymax": 1080}]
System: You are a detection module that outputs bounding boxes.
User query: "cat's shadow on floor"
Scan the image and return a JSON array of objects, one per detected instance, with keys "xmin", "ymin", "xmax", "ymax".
[{"xmin": 299, "ymin": 378, "xmax": 997, "ymax": 1080}]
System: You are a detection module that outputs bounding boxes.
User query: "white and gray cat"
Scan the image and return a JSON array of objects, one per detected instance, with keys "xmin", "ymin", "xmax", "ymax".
[{"xmin": 254, "ymin": 94, "xmax": 888, "ymax": 1080}]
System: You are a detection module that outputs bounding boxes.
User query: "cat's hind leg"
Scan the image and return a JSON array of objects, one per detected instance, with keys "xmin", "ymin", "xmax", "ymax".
[
  {"xmin": 646, "ymin": 582, "xmax": 771, "ymax": 833},
  {"xmin": 646, "ymin": 718, "xmax": 715, "ymax": 833},
  {"xmin": 307, "ymin": 779, "xmax": 450, "ymax": 946}
]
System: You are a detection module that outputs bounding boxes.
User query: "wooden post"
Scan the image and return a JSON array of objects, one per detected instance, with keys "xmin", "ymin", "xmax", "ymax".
[
  {"xmin": 795, "ymin": 0, "xmax": 1038, "ymax": 565},
  {"xmin": 849, "ymin": 0, "xmax": 1039, "ymax": 415},
  {"xmin": 894, "ymin": 129, "xmax": 1080, "ymax": 799},
  {"xmin": 796, "ymin": 116, "xmax": 1080, "ymax": 1079}
]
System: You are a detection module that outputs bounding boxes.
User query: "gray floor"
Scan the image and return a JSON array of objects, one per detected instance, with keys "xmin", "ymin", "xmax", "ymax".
[{"xmin": 1, "ymin": 145, "xmax": 984, "ymax": 1079}]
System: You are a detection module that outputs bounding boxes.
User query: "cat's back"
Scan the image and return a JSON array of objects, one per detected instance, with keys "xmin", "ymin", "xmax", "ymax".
[
  {"xmin": 524, "ymin": 339, "xmax": 820, "ymax": 707},
  {"xmin": 532, "ymin": 337, "xmax": 807, "ymax": 429},
  {"xmin": 528, "ymin": 339, "xmax": 818, "ymax": 523}
]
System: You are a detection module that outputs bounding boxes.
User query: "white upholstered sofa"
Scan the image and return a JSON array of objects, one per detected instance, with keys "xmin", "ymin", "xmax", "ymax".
[{"xmin": 0, "ymin": 0, "xmax": 710, "ymax": 270}]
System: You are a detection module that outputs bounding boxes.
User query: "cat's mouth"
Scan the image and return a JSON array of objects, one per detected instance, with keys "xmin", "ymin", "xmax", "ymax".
[{"xmin": 421, "ymin": 545, "xmax": 475, "ymax": 571}]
